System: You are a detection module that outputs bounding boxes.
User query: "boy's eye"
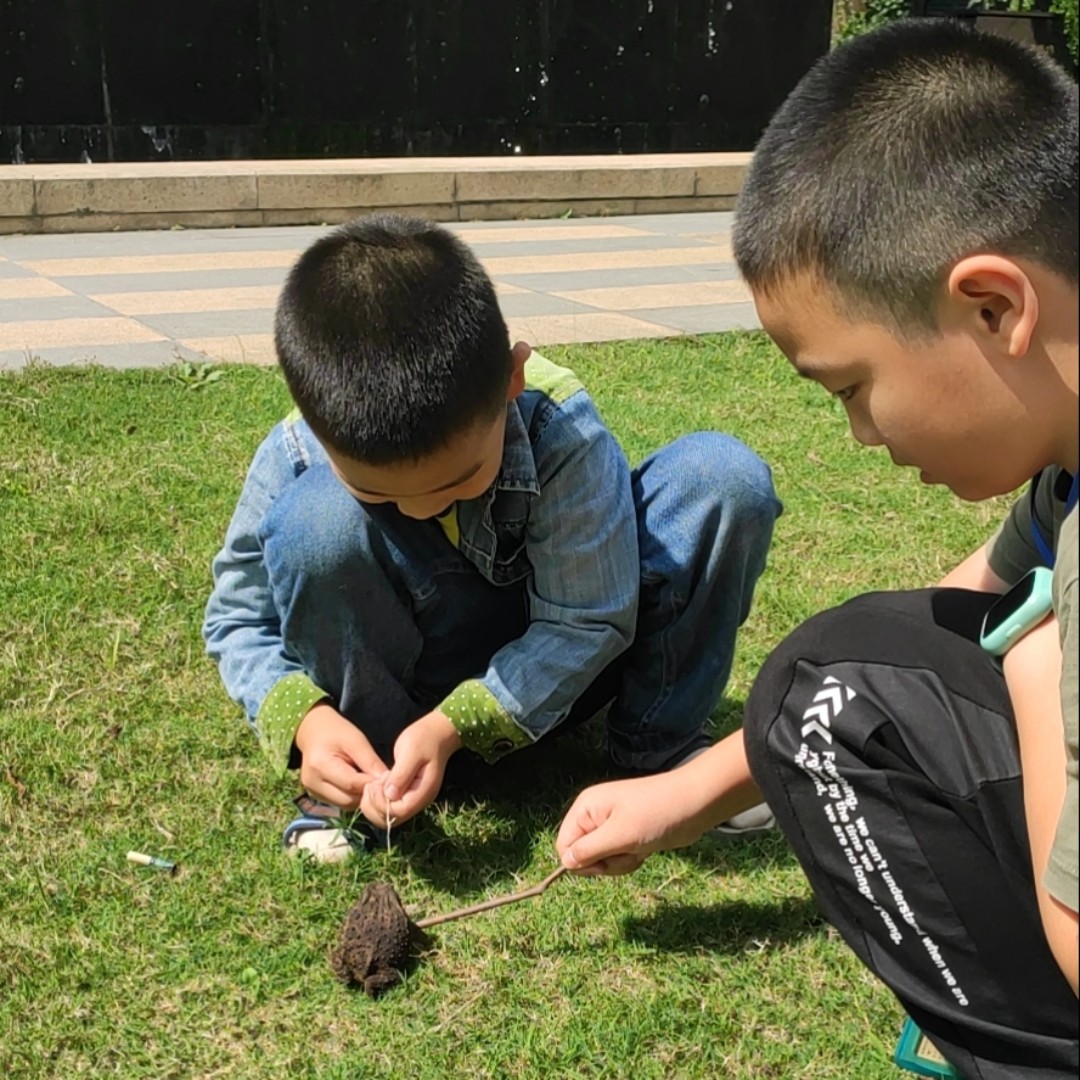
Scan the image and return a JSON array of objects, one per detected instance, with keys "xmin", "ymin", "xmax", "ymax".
[{"xmin": 832, "ymin": 386, "xmax": 857, "ymax": 403}]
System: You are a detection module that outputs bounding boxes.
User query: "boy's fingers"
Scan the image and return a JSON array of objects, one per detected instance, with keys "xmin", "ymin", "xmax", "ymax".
[
  {"xmin": 598, "ymin": 853, "xmax": 647, "ymax": 876},
  {"xmin": 312, "ymin": 755, "xmax": 374, "ymax": 802},
  {"xmin": 387, "ymin": 770, "xmax": 435, "ymax": 818},
  {"xmin": 555, "ymin": 812, "xmax": 591, "ymax": 856},
  {"xmin": 562, "ymin": 841, "xmax": 602, "ymax": 872},
  {"xmin": 384, "ymin": 752, "xmax": 425, "ymax": 803},
  {"xmin": 563, "ymin": 835, "xmax": 644, "ymax": 876},
  {"xmin": 339, "ymin": 729, "xmax": 390, "ymax": 780},
  {"xmin": 560, "ymin": 826, "xmax": 614, "ymax": 872},
  {"xmin": 383, "ymin": 761, "xmax": 446, "ymax": 825},
  {"xmin": 556, "ymin": 793, "xmax": 612, "ymax": 859},
  {"xmin": 305, "ymin": 777, "xmax": 363, "ymax": 813},
  {"xmin": 361, "ymin": 784, "xmax": 409, "ymax": 829},
  {"xmin": 382, "ymin": 792, "xmax": 423, "ymax": 826},
  {"xmin": 371, "ymin": 778, "xmax": 423, "ymax": 828},
  {"xmin": 359, "ymin": 783, "xmax": 391, "ymax": 829}
]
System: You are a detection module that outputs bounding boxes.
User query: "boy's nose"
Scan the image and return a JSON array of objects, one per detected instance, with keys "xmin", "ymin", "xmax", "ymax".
[{"xmin": 849, "ymin": 415, "xmax": 885, "ymax": 449}]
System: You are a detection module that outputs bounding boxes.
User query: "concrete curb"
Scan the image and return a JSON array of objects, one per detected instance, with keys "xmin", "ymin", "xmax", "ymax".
[{"xmin": 0, "ymin": 153, "xmax": 751, "ymax": 234}]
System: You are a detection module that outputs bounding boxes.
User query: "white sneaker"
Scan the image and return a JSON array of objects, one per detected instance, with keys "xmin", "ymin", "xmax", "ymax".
[
  {"xmin": 664, "ymin": 746, "xmax": 777, "ymax": 838},
  {"xmin": 713, "ymin": 802, "xmax": 776, "ymax": 838},
  {"xmin": 284, "ymin": 825, "xmax": 356, "ymax": 863}
]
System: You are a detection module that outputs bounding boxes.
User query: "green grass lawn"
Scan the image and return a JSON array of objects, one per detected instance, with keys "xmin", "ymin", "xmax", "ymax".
[{"xmin": 0, "ymin": 334, "xmax": 1008, "ymax": 1080}]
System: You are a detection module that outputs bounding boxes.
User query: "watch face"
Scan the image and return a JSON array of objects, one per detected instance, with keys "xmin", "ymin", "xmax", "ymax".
[{"xmin": 982, "ymin": 571, "xmax": 1040, "ymax": 637}]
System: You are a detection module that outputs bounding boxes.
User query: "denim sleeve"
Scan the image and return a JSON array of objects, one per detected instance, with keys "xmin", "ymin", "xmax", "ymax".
[
  {"xmin": 203, "ymin": 422, "xmax": 325, "ymax": 754},
  {"xmin": 479, "ymin": 393, "xmax": 639, "ymax": 745}
]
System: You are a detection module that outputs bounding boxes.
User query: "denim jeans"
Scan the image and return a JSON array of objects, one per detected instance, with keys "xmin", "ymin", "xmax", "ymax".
[{"xmin": 262, "ymin": 432, "xmax": 780, "ymax": 770}]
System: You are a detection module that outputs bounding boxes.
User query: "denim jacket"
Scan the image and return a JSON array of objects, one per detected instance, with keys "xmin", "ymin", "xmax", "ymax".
[{"xmin": 203, "ymin": 355, "xmax": 639, "ymax": 766}]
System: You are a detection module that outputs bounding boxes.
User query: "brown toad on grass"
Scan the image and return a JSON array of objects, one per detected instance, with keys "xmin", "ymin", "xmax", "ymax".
[
  {"xmin": 330, "ymin": 867, "xmax": 567, "ymax": 997},
  {"xmin": 329, "ymin": 882, "xmax": 412, "ymax": 997}
]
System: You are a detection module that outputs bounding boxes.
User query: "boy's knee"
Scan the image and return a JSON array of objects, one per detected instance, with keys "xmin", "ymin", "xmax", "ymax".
[
  {"xmin": 743, "ymin": 598, "xmax": 886, "ymax": 769},
  {"xmin": 644, "ymin": 431, "xmax": 781, "ymax": 527},
  {"xmin": 263, "ymin": 467, "xmax": 370, "ymax": 582},
  {"xmin": 744, "ymin": 591, "xmax": 965, "ymax": 771}
]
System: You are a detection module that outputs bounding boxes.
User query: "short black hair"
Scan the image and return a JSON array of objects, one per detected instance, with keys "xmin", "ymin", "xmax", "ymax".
[
  {"xmin": 275, "ymin": 214, "xmax": 512, "ymax": 464},
  {"xmin": 734, "ymin": 18, "xmax": 1079, "ymax": 333}
]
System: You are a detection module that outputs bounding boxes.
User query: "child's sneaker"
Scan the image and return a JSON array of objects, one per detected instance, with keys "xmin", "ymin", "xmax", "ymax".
[
  {"xmin": 282, "ymin": 817, "xmax": 357, "ymax": 863},
  {"xmin": 672, "ymin": 745, "xmax": 777, "ymax": 839},
  {"xmin": 281, "ymin": 795, "xmax": 385, "ymax": 864},
  {"xmin": 712, "ymin": 801, "xmax": 776, "ymax": 838}
]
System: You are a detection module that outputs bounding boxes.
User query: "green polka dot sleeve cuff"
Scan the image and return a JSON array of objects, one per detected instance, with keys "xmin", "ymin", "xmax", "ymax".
[
  {"xmin": 256, "ymin": 673, "xmax": 329, "ymax": 778},
  {"xmin": 439, "ymin": 680, "xmax": 531, "ymax": 764}
]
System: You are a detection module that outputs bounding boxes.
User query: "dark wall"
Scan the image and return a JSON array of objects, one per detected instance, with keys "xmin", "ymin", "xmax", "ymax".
[{"xmin": 0, "ymin": 0, "xmax": 833, "ymax": 163}]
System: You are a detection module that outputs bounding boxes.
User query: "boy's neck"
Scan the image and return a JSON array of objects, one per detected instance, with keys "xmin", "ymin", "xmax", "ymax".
[
  {"xmin": 1049, "ymin": 345, "xmax": 1078, "ymax": 476},
  {"xmin": 1038, "ymin": 282, "xmax": 1079, "ymax": 476},
  {"xmin": 1052, "ymin": 343, "xmax": 1078, "ymax": 477}
]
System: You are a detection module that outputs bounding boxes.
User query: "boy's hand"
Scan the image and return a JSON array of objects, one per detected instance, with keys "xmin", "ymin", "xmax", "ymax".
[
  {"xmin": 557, "ymin": 771, "xmax": 715, "ymax": 877},
  {"xmin": 293, "ymin": 702, "xmax": 389, "ymax": 811},
  {"xmin": 363, "ymin": 710, "xmax": 463, "ymax": 829},
  {"xmin": 557, "ymin": 733, "xmax": 762, "ymax": 876}
]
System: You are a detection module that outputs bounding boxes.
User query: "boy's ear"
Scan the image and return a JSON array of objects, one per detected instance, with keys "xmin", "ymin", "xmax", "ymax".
[
  {"xmin": 947, "ymin": 255, "xmax": 1039, "ymax": 359},
  {"xmin": 507, "ymin": 340, "xmax": 531, "ymax": 401}
]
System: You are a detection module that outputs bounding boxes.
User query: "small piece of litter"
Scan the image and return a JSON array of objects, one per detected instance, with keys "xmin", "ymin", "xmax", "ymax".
[{"xmin": 126, "ymin": 850, "xmax": 177, "ymax": 873}]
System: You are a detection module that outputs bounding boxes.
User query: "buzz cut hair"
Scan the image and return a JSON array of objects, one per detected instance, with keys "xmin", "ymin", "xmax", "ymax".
[
  {"xmin": 275, "ymin": 214, "xmax": 512, "ymax": 464},
  {"xmin": 733, "ymin": 18, "xmax": 1079, "ymax": 334}
]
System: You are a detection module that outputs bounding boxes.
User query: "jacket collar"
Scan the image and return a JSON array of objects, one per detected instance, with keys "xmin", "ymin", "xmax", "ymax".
[{"xmin": 492, "ymin": 402, "xmax": 540, "ymax": 496}]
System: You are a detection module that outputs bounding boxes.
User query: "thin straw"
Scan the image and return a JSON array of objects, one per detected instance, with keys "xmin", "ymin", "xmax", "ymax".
[{"xmin": 383, "ymin": 787, "xmax": 395, "ymax": 853}]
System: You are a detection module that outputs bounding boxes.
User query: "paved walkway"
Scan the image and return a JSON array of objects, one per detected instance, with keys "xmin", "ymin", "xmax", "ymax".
[{"xmin": 0, "ymin": 212, "xmax": 759, "ymax": 371}]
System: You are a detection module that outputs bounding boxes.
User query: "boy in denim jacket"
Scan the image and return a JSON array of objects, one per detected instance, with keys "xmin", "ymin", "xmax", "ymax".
[{"xmin": 204, "ymin": 215, "xmax": 779, "ymax": 849}]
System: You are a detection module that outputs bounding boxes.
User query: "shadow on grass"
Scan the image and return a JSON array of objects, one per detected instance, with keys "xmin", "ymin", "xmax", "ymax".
[
  {"xmin": 392, "ymin": 717, "xmax": 615, "ymax": 896},
  {"xmin": 381, "ymin": 698, "xmax": 776, "ymax": 899},
  {"xmin": 621, "ymin": 894, "xmax": 827, "ymax": 956},
  {"xmin": 711, "ymin": 696, "xmax": 751, "ymax": 740},
  {"xmin": 675, "ymin": 829, "xmax": 800, "ymax": 877}
]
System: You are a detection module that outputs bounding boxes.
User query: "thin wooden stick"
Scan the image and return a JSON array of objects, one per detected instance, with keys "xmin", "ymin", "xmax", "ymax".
[{"xmin": 414, "ymin": 866, "xmax": 568, "ymax": 929}]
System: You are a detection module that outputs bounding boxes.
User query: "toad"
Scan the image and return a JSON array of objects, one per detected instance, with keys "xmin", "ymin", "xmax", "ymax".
[
  {"xmin": 330, "ymin": 866, "xmax": 567, "ymax": 996},
  {"xmin": 329, "ymin": 882, "xmax": 412, "ymax": 997}
]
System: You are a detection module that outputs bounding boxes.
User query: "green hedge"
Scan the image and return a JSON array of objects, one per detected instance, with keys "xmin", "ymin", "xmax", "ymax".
[
  {"xmin": 836, "ymin": 1, "xmax": 1078, "ymax": 62},
  {"xmin": 1048, "ymin": 0, "xmax": 1080, "ymax": 58},
  {"xmin": 835, "ymin": 0, "xmax": 909, "ymax": 37}
]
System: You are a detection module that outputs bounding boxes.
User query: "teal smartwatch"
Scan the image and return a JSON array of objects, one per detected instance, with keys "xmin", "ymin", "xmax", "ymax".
[{"xmin": 979, "ymin": 567, "xmax": 1055, "ymax": 657}]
